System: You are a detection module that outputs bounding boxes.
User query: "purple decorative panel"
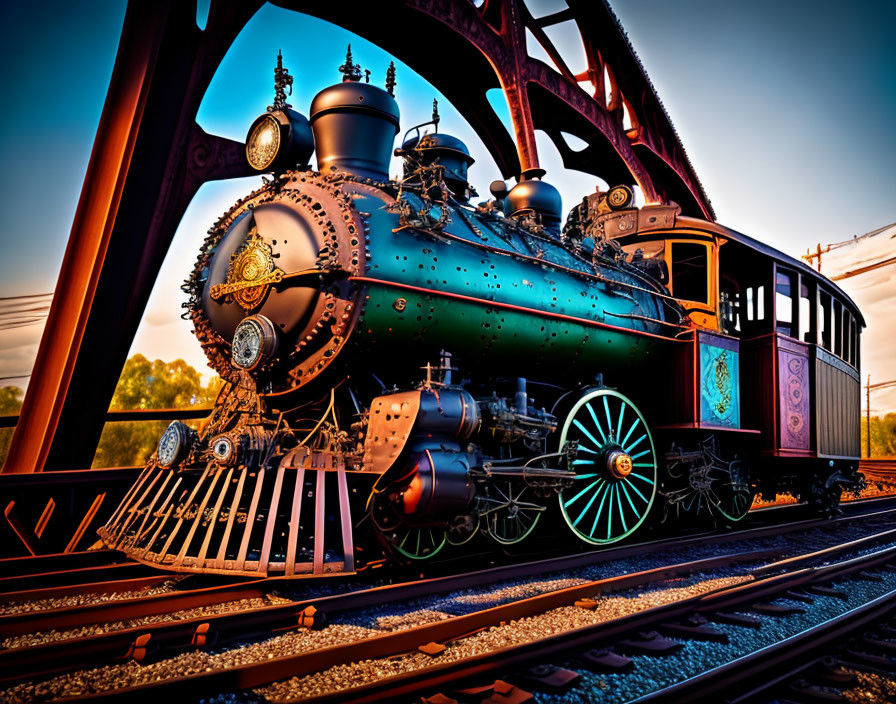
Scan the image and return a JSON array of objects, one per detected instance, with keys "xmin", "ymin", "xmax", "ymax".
[{"xmin": 778, "ymin": 349, "xmax": 810, "ymax": 450}]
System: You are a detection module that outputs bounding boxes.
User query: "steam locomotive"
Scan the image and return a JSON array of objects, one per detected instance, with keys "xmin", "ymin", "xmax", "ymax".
[{"xmin": 99, "ymin": 52, "xmax": 865, "ymax": 577}]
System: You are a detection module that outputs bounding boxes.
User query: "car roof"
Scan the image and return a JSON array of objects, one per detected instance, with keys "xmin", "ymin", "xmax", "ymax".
[{"xmin": 672, "ymin": 216, "xmax": 865, "ymax": 327}]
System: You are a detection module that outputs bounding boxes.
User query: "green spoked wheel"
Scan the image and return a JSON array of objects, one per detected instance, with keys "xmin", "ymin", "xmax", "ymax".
[
  {"xmin": 446, "ymin": 514, "xmax": 480, "ymax": 546},
  {"xmin": 390, "ymin": 525, "xmax": 447, "ymax": 560},
  {"xmin": 482, "ymin": 480, "xmax": 544, "ymax": 545},
  {"xmin": 558, "ymin": 388, "xmax": 657, "ymax": 545},
  {"xmin": 370, "ymin": 492, "xmax": 447, "ymax": 560}
]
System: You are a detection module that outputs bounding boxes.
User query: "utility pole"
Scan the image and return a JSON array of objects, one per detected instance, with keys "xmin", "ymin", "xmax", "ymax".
[
  {"xmin": 867, "ymin": 375, "xmax": 871, "ymax": 458},
  {"xmin": 865, "ymin": 376, "xmax": 896, "ymax": 457}
]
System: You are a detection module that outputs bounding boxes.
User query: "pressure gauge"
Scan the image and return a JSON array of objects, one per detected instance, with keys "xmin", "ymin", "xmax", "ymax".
[
  {"xmin": 231, "ymin": 314, "xmax": 279, "ymax": 370},
  {"xmin": 211, "ymin": 434, "xmax": 236, "ymax": 464},
  {"xmin": 246, "ymin": 114, "xmax": 281, "ymax": 171},
  {"xmin": 157, "ymin": 421, "xmax": 194, "ymax": 468}
]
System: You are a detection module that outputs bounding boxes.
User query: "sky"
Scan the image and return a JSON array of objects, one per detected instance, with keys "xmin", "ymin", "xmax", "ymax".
[{"xmin": 0, "ymin": 0, "xmax": 894, "ymax": 410}]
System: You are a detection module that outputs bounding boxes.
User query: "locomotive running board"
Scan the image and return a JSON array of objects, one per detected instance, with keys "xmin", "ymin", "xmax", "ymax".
[{"xmin": 97, "ymin": 448, "xmax": 356, "ymax": 578}]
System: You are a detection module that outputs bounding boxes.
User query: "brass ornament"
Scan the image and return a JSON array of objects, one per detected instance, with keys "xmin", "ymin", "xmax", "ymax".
[
  {"xmin": 210, "ymin": 228, "xmax": 283, "ymax": 311},
  {"xmin": 607, "ymin": 184, "xmax": 633, "ymax": 210}
]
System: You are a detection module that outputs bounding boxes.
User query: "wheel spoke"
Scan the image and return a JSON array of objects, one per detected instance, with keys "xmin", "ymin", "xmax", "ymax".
[
  {"xmin": 588, "ymin": 482, "xmax": 612, "ymax": 537},
  {"xmin": 572, "ymin": 480, "xmax": 607, "ymax": 527},
  {"xmin": 585, "ymin": 404, "xmax": 608, "ymax": 444},
  {"xmin": 578, "ymin": 444, "xmax": 598, "ymax": 454},
  {"xmin": 602, "ymin": 396, "xmax": 613, "ymax": 441},
  {"xmin": 606, "ymin": 485, "xmax": 616, "ymax": 539},
  {"xmin": 619, "ymin": 480, "xmax": 638, "ymax": 515},
  {"xmin": 625, "ymin": 433, "xmax": 647, "ymax": 453},
  {"xmin": 628, "ymin": 470, "xmax": 654, "ymax": 484},
  {"xmin": 623, "ymin": 476, "xmax": 648, "ymax": 503},
  {"xmin": 621, "ymin": 416, "xmax": 640, "ymax": 448},
  {"xmin": 572, "ymin": 459, "xmax": 595, "ymax": 465},
  {"xmin": 571, "ymin": 473, "xmax": 600, "ymax": 480},
  {"xmin": 573, "ymin": 419, "xmax": 602, "ymax": 449},
  {"xmin": 616, "ymin": 402, "xmax": 626, "ymax": 443},
  {"xmin": 630, "ymin": 449, "xmax": 651, "ymax": 461},
  {"xmin": 615, "ymin": 483, "xmax": 627, "ymax": 531},
  {"xmin": 565, "ymin": 479, "xmax": 602, "ymax": 508}
]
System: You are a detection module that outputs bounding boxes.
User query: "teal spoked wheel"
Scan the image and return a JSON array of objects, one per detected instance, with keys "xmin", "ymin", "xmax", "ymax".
[
  {"xmin": 558, "ymin": 388, "xmax": 657, "ymax": 545},
  {"xmin": 390, "ymin": 525, "xmax": 447, "ymax": 560}
]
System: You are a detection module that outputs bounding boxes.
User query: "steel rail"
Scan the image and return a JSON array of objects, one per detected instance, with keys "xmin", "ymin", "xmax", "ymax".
[
  {"xmin": 0, "ymin": 576, "xmax": 265, "ymax": 636},
  {"xmin": 752, "ymin": 524, "xmax": 896, "ymax": 576},
  {"xmin": 282, "ymin": 542, "xmax": 896, "ymax": 704},
  {"xmin": 0, "ymin": 407, "xmax": 211, "ymax": 430},
  {"xmin": 2, "ymin": 503, "xmax": 895, "ymax": 688},
  {"xmin": 0, "ymin": 549, "xmax": 122, "ymax": 579},
  {"xmin": 0, "ymin": 562, "xmax": 157, "ymax": 594},
  {"xmin": 48, "ymin": 534, "xmax": 896, "ymax": 702},
  {"xmin": 0, "ymin": 574, "xmax": 175, "ymax": 606},
  {"xmin": 0, "ymin": 551, "xmax": 770, "ymax": 688},
  {"xmin": 633, "ymin": 587, "xmax": 896, "ymax": 702},
  {"xmin": 57, "ymin": 547, "xmax": 780, "ymax": 702}
]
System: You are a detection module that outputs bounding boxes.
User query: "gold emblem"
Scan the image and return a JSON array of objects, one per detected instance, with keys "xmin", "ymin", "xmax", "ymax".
[{"xmin": 210, "ymin": 228, "xmax": 283, "ymax": 311}]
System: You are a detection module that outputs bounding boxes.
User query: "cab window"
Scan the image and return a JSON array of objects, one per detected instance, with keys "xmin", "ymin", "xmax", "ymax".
[
  {"xmin": 775, "ymin": 270, "xmax": 794, "ymax": 337},
  {"xmin": 670, "ymin": 242, "xmax": 708, "ymax": 303}
]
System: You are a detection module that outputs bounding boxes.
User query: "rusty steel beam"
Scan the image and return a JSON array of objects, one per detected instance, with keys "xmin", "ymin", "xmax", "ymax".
[
  {"xmin": 3, "ymin": 0, "xmax": 260, "ymax": 473},
  {"xmin": 278, "ymin": 0, "xmax": 712, "ymax": 217},
  {"xmin": 5, "ymin": 0, "xmax": 711, "ymax": 474}
]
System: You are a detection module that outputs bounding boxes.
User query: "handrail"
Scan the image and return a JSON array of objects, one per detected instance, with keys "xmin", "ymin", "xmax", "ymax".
[{"xmin": 0, "ymin": 406, "xmax": 212, "ymax": 429}]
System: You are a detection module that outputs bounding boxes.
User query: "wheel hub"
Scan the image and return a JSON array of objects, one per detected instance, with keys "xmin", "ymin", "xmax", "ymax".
[{"xmin": 606, "ymin": 449, "xmax": 633, "ymax": 479}]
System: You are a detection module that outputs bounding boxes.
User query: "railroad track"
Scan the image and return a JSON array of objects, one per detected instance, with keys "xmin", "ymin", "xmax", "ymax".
[
  {"xmin": 3, "ymin": 499, "xmax": 895, "ymax": 685},
  {"xmin": 302, "ymin": 538, "xmax": 896, "ymax": 704},
  {"xmin": 2, "ymin": 499, "xmax": 896, "ymax": 702},
  {"xmin": 726, "ymin": 614, "xmax": 896, "ymax": 704},
  {"xmin": 861, "ymin": 458, "xmax": 896, "ymax": 482}
]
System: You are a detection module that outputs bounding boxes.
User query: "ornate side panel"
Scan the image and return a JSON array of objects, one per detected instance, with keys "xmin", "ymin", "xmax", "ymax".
[
  {"xmin": 698, "ymin": 332, "xmax": 740, "ymax": 429},
  {"xmin": 777, "ymin": 338, "xmax": 811, "ymax": 452}
]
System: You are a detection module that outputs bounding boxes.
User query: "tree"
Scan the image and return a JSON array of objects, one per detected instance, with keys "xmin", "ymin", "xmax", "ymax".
[
  {"xmin": 0, "ymin": 386, "xmax": 24, "ymax": 469},
  {"xmin": 92, "ymin": 355, "xmax": 222, "ymax": 469},
  {"xmin": 862, "ymin": 413, "xmax": 896, "ymax": 457}
]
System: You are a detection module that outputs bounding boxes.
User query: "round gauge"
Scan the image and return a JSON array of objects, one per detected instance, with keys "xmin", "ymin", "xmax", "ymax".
[
  {"xmin": 231, "ymin": 314, "xmax": 279, "ymax": 370},
  {"xmin": 246, "ymin": 114, "xmax": 281, "ymax": 171},
  {"xmin": 211, "ymin": 435, "xmax": 235, "ymax": 464},
  {"xmin": 607, "ymin": 184, "xmax": 634, "ymax": 210},
  {"xmin": 157, "ymin": 421, "xmax": 192, "ymax": 467}
]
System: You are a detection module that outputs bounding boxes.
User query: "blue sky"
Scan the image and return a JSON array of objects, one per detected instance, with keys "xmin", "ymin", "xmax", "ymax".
[{"xmin": 1, "ymin": 0, "xmax": 894, "ymax": 404}]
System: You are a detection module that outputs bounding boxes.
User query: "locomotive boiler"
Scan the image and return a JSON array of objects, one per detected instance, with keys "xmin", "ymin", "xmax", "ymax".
[{"xmin": 99, "ymin": 51, "xmax": 865, "ymax": 576}]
